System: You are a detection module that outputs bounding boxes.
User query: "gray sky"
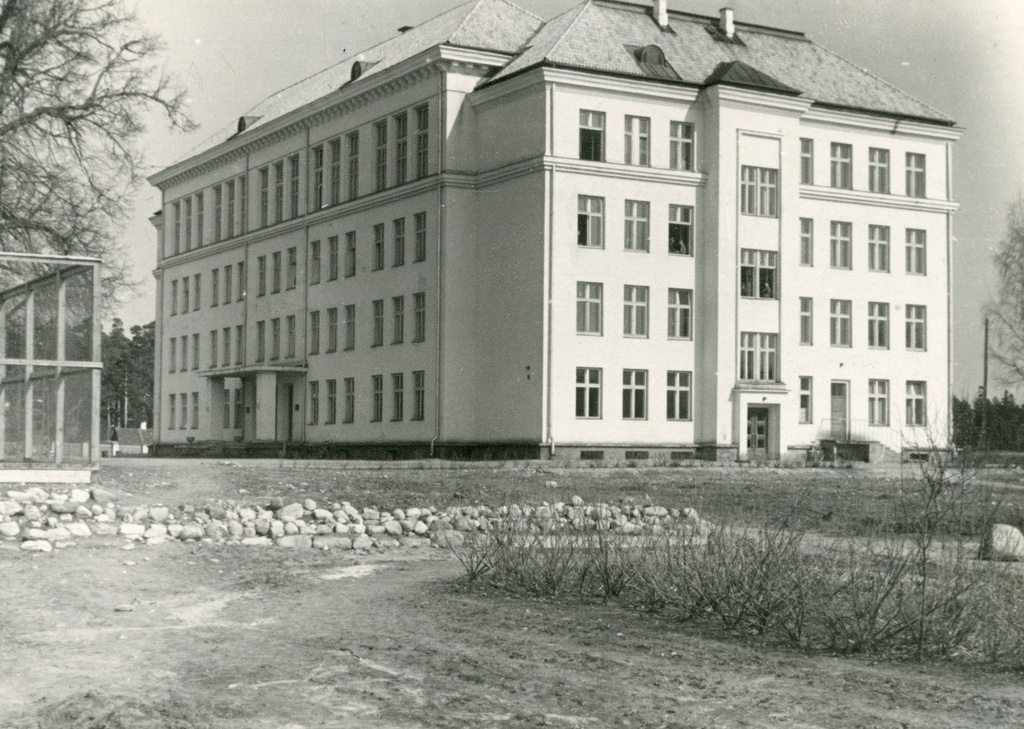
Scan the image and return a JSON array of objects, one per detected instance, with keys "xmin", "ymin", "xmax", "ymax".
[{"xmin": 121, "ymin": 0, "xmax": 1024, "ymax": 397}]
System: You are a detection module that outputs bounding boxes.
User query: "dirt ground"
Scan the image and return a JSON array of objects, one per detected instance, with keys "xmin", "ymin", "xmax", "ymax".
[{"xmin": 1, "ymin": 459, "xmax": 1022, "ymax": 728}]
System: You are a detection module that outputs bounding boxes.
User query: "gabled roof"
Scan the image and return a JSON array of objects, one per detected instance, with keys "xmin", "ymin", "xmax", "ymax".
[
  {"xmin": 703, "ymin": 60, "xmax": 800, "ymax": 96},
  {"xmin": 180, "ymin": 0, "xmax": 543, "ymax": 160},
  {"xmin": 489, "ymin": 0, "xmax": 952, "ymax": 124}
]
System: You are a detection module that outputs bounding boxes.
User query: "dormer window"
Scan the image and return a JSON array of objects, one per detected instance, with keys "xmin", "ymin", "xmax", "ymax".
[
  {"xmin": 351, "ymin": 61, "xmax": 363, "ymax": 82},
  {"xmin": 627, "ymin": 45, "xmax": 679, "ymax": 80}
]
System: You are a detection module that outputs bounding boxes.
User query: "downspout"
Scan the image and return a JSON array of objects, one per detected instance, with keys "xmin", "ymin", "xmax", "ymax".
[
  {"xmin": 242, "ymin": 150, "xmax": 251, "ymax": 441},
  {"xmin": 431, "ymin": 66, "xmax": 446, "ymax": 458},
  {"xmin": 945, "ymin": 139, "xmax": 953, "ymax": 446},
  {"xmin": 301, "ymin": 126, "xmax": 311, "ymax": 445},
  {"xmin": 543, "ymin": 81, "xmax": 555, "ymax": 458}
]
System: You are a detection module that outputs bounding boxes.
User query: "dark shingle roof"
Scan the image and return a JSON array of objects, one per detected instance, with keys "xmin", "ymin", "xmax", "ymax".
[
  {"xmin": 490, "ymin": 1, "xmax": 952, "ymax": 124},
  {"xmin": 703, "ymin": 60, "xmax": 800, "ymax": 96}
]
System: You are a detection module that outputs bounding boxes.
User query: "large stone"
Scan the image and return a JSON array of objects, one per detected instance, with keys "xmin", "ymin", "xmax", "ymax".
[
  {"xmin": 48, "ymin": 500, "xmax": 79, "ymax": 515},
  {"xmin": 277, "ymin": 503, "xmax": 304, "ymax": 522},
  {"xmin": 313, "ymin": 508, "xmax": 333, "ymax": 522},
  {"xmin": 240, "ymin": 536, "xmax": 273, "ymax": 546},
  {"xmin": 46, "ymin": 527, "xmax": 72, "ymax": 541},
  {"xmin": 92, "ymin": 523, "xmax": 119, "ymax": 537},
  {"xmin": 69, "ymin": 489, "xmax": 91, "ymax": 504},
  {"xmin": 366, "ymin": 524, "xmax": 386, "ymax": 537},
  {"xmin": 277, "ymin": 534, "xmax": 312, "ymax": 549},
  {"xmin": 431, "ymin": 531, "xmax": 465, "ymax": 548},
  {"xmin": 25, "ymin": 528, "xmax": 50, "ymax": 540},
  {"xmin": 314, "ymin": 535, "xmax": 352, "ymax": 551},
  {"xmin": 404, "ymin": 507, "xmax": 422, "ymax": 521},
  {"xmin": 22, "ymin": 505, "xmax": 42, "ymax": 522},
  {"xmin": 384, "ymin": 521, "xmax": 403, "ymax": 537},
  {"xmin": 144, "ymin": 524, "xmax": 168, "ymax": 540},
  {"xmin": 283, "ymin": 521, "xmax": 300, "ymax": 536},
  {"xmin": 149, "ymin": 506, "xmax": 170, "ymax": 523},
  {"xmin": 178, "ymin": 523, "xmax": 205, "ymax": 541},
  {"xmin": 302, "ymin": 498, "xmax": 317, "ymax": 511},
  {"xmin": 989, "ymin": 524, "xmax": 1024, "ymax": 562},
  {"xmin": 0, "ymin": 522, "xmax": 20, "ymax": 538},
  {"xmin": 269, "ymin": 521, "xmax": 285, "ymax": 539},
  {"xmin": 0, "ymin": 501, "xmax": 22, "ymax": 517},
  {"xmin": 351, "ymin": 535, "xmax": 373, "ymax": 551},
  {"xmin": 226, "ymin": 520, "xmax": 244, "ymax": 538},
  {"xmin": 67, "ymin": 522, "xmax": 92, "ymax": 538},
  {"xmin": 21, "ymin": 540, "xmax": 52, "ymax": 552},
  {"xmin": 119, "ymin": 523, "xmax": 146, "ymax": 537},
  {"xmin": 90, "ymin": 488, "xmax": 115, "ymax": 504},
  {"xmin": 413, "ymin": 521, "xmax": 429, "ymax": 535},
  {"xmin": 643, "ymin": 506, "xmax": 669, "ymax": 518}
]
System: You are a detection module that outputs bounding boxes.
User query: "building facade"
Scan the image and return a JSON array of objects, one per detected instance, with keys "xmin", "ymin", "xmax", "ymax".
[{"xmin": 149, "ymin": 0, "xmax": 959, "ymax": 461}]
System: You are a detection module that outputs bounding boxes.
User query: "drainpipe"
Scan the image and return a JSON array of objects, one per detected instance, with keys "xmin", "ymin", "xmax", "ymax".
[
  {"xmin": 431, "ymin": 65, "xmax": 446, "ymax": 458},
  {"xmin": 543, "ymin": 81, "xmax": 555, "ymax": 459}
]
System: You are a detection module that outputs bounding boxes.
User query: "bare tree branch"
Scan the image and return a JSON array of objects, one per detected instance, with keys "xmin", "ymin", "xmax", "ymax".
[{"xmin": 986, "ymin": 193, "xmax": 1024, "ymax": 388}]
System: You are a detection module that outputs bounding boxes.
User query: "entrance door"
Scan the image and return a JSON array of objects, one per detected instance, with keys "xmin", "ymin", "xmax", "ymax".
[
  {"xmin": 747, "ymin": 407, "xmax": 769, "ymax": 459},
  {"xmin": 830, "ymin": 382, "xmax": 848, "ymax": 440},
  {"xmin": 285, "ymin": 384, "xmax": 295, "ymax": 441}
]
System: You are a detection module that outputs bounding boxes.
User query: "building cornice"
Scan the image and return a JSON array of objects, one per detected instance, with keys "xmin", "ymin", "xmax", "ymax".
[
  {"xmin": 801, "ymin": 107, "xmax": 962, "ymax": 141},
  {"xmin": 800, "ymin": 185, "xmax": 959, "ymax": 213},
  {"xmin": 533, "ymin": 67, "xmax": 702, "ymax": 105},
  {"xmin": 544, "ymin": 157, "xmax": 707, "ymax": 187},
  {"xmin": 707, "ymin": 85, "xmax": 813, "ymax": 116}
]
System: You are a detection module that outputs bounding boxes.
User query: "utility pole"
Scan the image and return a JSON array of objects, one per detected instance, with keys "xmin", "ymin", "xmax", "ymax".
[{"xmin": 981, "ymin": 317, "xmax": 989, "ymax": 450}]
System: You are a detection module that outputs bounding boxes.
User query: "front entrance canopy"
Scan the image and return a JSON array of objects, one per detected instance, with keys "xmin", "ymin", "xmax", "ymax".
[{"xmin": 0, "ymin": 253, "xmax": 102, "ymax": 481}]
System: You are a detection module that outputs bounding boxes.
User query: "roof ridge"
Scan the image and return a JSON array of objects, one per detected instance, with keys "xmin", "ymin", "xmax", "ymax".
[
  {"xmin": 493, "ymin": 0, "xmax": 544, "ymax": 24},
  {"xmin": 448, "ymin": 0, "xmax": 489, "ymax": 44},
  {"xmin": 807, "ymin": 38, "xmax": 951, "ymax": 122}
]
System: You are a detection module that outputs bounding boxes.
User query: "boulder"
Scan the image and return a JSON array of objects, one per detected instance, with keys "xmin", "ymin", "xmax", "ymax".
[
  {"xmin": 277, "ymin": 503, "xmax": 304, "ymax": 522},
  {"xmin": 48, "ymin": 501, "xmax": 79, "ymax": 515},
  {"xmin": 144, "ymin": 524, "xmax": 168, "ymax": 540},
  {"xmin": 351, "ymin": 535, "xmax": 373, "ymax": 551},
  {"xmin": 67, "ymin": 523, "xmax": 92, "ymax": 538},
  {"xmin": 0, "ymin": 501, "xmax": 22, "ymax": 517},
  {"xmin": 0, "ymin": 522, "xmax": 21, "ymax": 538},
  {"xmin": 384, "ymin": 521, "xmax": 403, "ymax": 537},
  {"xmin": 988, "ymin": 524, "xmax": 1024, "ymax": 562},
  {"xmin": 277, "ymin": 534, "xmax": 312, "ymax": 549},
  {"xmin": 69, "ymin": 489, "xmax": 91, "ymax": 504},
  {"xmin": 90, "ymin": 488, "xmax": 115, "ymax": 504},
  {"xmin": 314, "ymin": 535, "xmax": 352, "ymax": 551},
  {"xmin": 149, "ymin": 506, "xmax": 170, "ymax": 523},
  {"xmin": 178, "ymin": 523, "xmax": 205, "ymax": 541},
  {"xmin": 431, "ymin": 531, "xmax": 465, "ymax": 548},
  {"xmin": 118, "ymin": 523, "xmax": 146, "ymax": 538},
  {"xmin": 240, "ymin": 536, "xmax": 273, "ymax": 546},
  {"xmin": 21, "ymin": 540, "xmax": 52, "ymax": 552}
]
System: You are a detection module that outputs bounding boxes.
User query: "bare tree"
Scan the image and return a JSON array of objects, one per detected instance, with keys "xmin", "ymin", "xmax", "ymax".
[
  {"xmin": 989, "ymin": 193, "xmax": 1024, "ymax": 387},
  {"xmin": 0, "ymin": 0, "xmax": 191, "ymax": 295}
]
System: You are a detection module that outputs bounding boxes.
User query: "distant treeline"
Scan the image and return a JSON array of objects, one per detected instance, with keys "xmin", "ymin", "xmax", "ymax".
[{"xmin": 952, "ymin": 391, "xmax": 1024, "ymax": 451}]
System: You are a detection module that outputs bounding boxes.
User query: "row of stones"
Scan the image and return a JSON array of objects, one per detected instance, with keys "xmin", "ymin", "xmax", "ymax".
[{"xmin": 0, "ymin": 486, "xmax": 704, "ymax": 554}]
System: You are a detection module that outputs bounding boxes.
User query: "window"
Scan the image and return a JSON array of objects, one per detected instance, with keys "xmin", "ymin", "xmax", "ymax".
[
  {"xmin": 866, "ymin": 302, "xmax": 889, "ymax": 348},
  {"xmin": 415, "ymin": 104, "xmax": 429, "ymax": 179},
  {"xmin": 233, "ymin": 387, "xmax": 243, "ymax": 428},
  {"xmin": 237, "ymin": 261, "xmax": 245, "ymax": 301},
  {"xmin": 394, "ymin": 112, "xmax": 408, "ymax": 185},
  {"xmin": 576, "ymin": 282, "xmax": 602, "ymax": 335},
  {"xmin": 347, "ymin": 131, "xmax": 359, "ymax": 201},
  {"xmin": 195, "ymin": 193, "xmax": 204, "ymax": 246},
  {"xmin": 830, "ymin": 221, "xmax": 852, "ymax": 269},
  {"xmin": 906, "ymin": 305, "xmax": 926, "ymax": 350},
  {"xmin": 800, "ymin": 138, "xmax": 813, "ymax": 184},
  {"xmin": 213, "ymin": 186, "xmax": 222, "ymax": 243},
  {"xmin": 328, "ymin": 236, "xmax": 339, "ymax": 281},
  {"xmin": 286, "ymin": 247, "xmax": 297, "ymax": 289},
  {"xmin": 413, "ymin": 292, "xmax": 426, "ymax": 342},
  {"xmin": 906, "ymin": 381, "xmax": 926, "ymax": 426},
  {"xmin": 799, "ymin": 376, "xmax": 812, "ymax": 424},
  {"xmin": 740, "ymin": 249, "xmax": 777, "ymax": 299},
  {"xmin": 412, "ymin": 370, "xmax": 426, "ymax": 421},
  {"xmin": 577, "ymin": 196, "xmax": 604, "ymax": 247},
  {"xmin": 830, "ymin": 299, "xmax": 852, "ymax": 346},
  {"xmin": 799, "ymin": 297, "xmax": 813, "ymax": 345},
  {"xmin": 374, "ymin": 120, "xmax": 387, "ymax": 191},
  {"xmin": 172, "ymin": 201, "xmax": 181, "ymax": 254},
  {"xmin": 286, "ymin": 315, "xmax": 296, "ymax": 358},
  {"xmin": 740, "ymin": 166, "xmax": 778, "ymax": 217},
  {"xmin": 270, "ymin": 318, "xmax": 280, "ymax": 360},
  {"xmin": 624, "ymin": 200, "xmax": 649, "ymax": 251},
  {"xmin": 906, "ymin": 153, "xmax": 926, "ymax": 198},
  {"xmin": 668, "ymin": 205, "xmax": 693, "ymax": 255},
  {"xmin": 345, "ymin": 231, "xmax": 356, "ymax": 277},
  {"xmin": 224, "ymin": 265, "xmax": 232, "ymax": 304},
  {"xmin": 670, "ymin": 122, "xmax": 694, "ymax": 171},
  {"xmin": 392, "ymin": 373, "xmax": 404, "ymax": 421},
  {"xmin": 327, "ymin": 307, "xmax": 338, "ymax": 353},
  {"xmin": 343, "ymin": 378, "xmax": 355, "ymax": 423},
  {"xmin": 235, "ymin": 325, "xmax": 244, "ymax": 365},
  {"xmin": 623, "ymin": 285, "xmax": 648, "ymax": 337},
  {"xmin": 273, "ymin": 160, "xmax": 284, "ymax": 223},
  {"xmin": 329, "ymin": 138, "xmax": 342, "ymax": 205},
  {"xmin": 624, "ymin": 115, "xmax": 650, "ymax": 166},
  {"xmin": 868, "ymin": 379, "xmax": 889, "ymax": 426},
  {"xmin": 181, "ymin": 392, "xmax": 189, "ymax": 429},
  {"xmin": 739, "ymin": 332, "xmax": 778, "ymax": 382},
  {"xmin": 181, "ymin": 276, "xmax": 190, "ymax": 313},
  {"xmin": 868, "ymin": 225, "xmax": 890, "ymax": 272},
  {"xmin": 191, "ymin": 333, "xmax": 199, "ymax": 370},
  {"xmin": 307, "ymin": 309, "xmax": 319, "ymax": 354},
  {"xmin": 168, "ymin": 394, "xmax": 176, "ymax": 429},
  {"xmin": 271, "ymin": 251, "xmax": 281, "ymax": 293},
  {"xmin": 371, "ymin": 375, "xmax": 384, "ymax": 422},
  {"xmin": 666, "ymin": 371, "xmax": 691, "ymax": 421},
  {"xmin": 289, "ymin": 154, "xmax": 300, "ymax": 218},
  {"xmin": 869, "ymin": 148, "xmax": 890, "ymax": 193},
  {"xmin": 211, "ymin": 268, "xmax": 219, "ymax": 307},
  {"xmin": 392, "ymin": 296, "xmax": 405, "ymax": 344},
  {"xmin": 168, "ymin": 338, "xmax": 176, "ymax": 373},
  {"xmin": 310, "ymin": 240, "xmax": 321, "ymax": 285},
  {"xmin": 257, "ymin": 256, "xmax": 267, "ymax": 296},
  {"xmin": 238, "ymin": 174, "xmax": 247, "ymax": 234},
  {"xmin": 373, "ymin": 223, "xmax": 385, "ymax": 270},
  {"xmin": 226, "ymin": 180, "xmax": 235, "ymax": 237},
  {"xmin": 184, "ymin": 197, "xmax": 192, "ymax": 251},
  {"xmin": 667, "ymin": 288, "xmax": 692, "ymax": 340},
  {"xmin": 311, "ymin": 144, "xmax": 324, "ymax": 209},
  {"xmin": 414, "ymin": 212, "xmax": 427, "ymax": 262},
  {"xmin": 259, "ymin": 166, "xmax": 269, "ymax": 227},
  {"xmin": 393, "ymin": 218, "xmax": 405, "ymax": 266},
  {"xmin": 906, "ymin": 229, "xmax": 926, "ymax": 274},
  {"xmin": 579, "ymin": 110, "xmax": 604, "ymax": 161},
  {"xmin": 830, "ymin": 142, "xmax": 852, "ymax": 189},
  {"xmin": 209, "ymin": 329, "xmax": 218, "ymax": 368},
  {"xmin": 372, "ymin": 299, "xmax": 384, "ymax": 347},
  {"xmin": 222, "ymin": 327, "xmax": 230, "ymax": 366},
  {"xmin": 622, "ymin": 369, "xmax": 647, "ymax": 419},
  {"xmin": 800, "ymin": 218, "xmax": 814, "ymax": 266},
  {"xmin": 575, "ymin": 368, "xmax": 601, "ymax": 418},
  {"xmin": 308, "ymin": 381, "xmax": 319, "ymax": 425},
  {"xmin": 170, "ymin": 280, "xmax": 178, "ymax": 315},
  {"xmin": 326, "ymin": 379, "xmax": 337, "ymax": 425},
  {"xmin": 344, "ymin": 304, "xmax": 356, "ymax": 350},
  {"xmin": 256, "ymin": 320, "xmax": 266, "ymax": 361},
  {"xmin": 193, "ymin": 274, "xmax": 201, "ymax": 311}
]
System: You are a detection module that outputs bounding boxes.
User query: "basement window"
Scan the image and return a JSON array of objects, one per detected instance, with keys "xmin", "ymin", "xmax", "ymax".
[{"xmin": 580, "ymin": 450, "xmax": 605, "ymax": 461}]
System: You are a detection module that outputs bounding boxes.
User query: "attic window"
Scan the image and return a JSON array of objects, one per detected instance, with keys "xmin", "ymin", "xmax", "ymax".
[
  {"xmin": 627, "ymin": 44, "xmax": 680, "ymax": 81},
  {"xmin": 351, "ymin": 61, "xmax": 363, "ymax": 82}
]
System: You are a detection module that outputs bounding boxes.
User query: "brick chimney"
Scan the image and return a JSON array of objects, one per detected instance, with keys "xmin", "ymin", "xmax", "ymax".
[
  {"xmin": 719, "ymin": 7, "xmax": 735, "ymax": 38},
  {"xmin": 654, "ymin": 0, "xmax": 669, "ymax": 28}
]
